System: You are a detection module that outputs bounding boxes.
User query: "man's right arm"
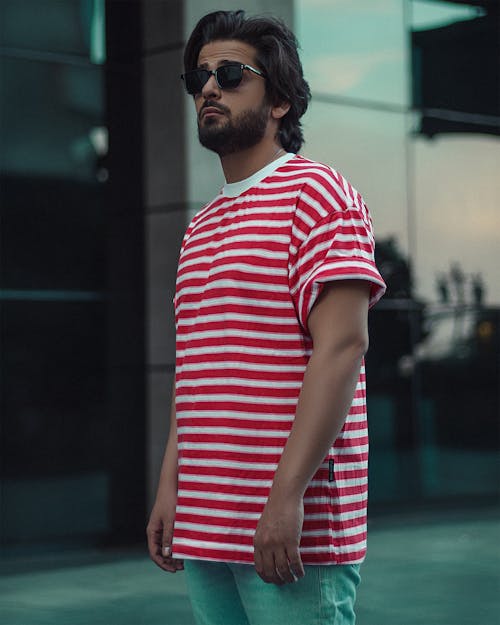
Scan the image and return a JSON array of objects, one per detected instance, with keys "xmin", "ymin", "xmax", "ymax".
[{"xmin": 146, "ymin": 381, "xmax": 184, "ymax": 572}]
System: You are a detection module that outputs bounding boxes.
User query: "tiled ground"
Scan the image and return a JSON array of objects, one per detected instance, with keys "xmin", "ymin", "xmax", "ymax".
[{"xmin": 1, "ymin": 509, "xmax": 499, "ymax": 625}]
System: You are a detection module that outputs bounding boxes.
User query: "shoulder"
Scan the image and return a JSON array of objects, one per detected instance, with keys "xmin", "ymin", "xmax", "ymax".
[{"xmin": 287, "ymin": 155, "xmax": 367, "ymax": 220}]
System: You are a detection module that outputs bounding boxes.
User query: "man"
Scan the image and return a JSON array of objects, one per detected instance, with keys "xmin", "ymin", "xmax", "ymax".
[{"xmin": 147, "ymin": 10, "xmax": 386, "ymax": 625}]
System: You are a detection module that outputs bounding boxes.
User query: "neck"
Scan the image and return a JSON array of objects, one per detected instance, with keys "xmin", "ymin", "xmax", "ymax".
[{"xmin": 220, "ymin": 141, "xmax": 286, "ymax": 183}]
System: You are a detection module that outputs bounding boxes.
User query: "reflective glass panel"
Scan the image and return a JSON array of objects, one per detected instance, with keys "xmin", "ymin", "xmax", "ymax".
[
  {"xmin": 296, "ymin": 0, "xmax": 408, "ymax": 107},
  {"xmin": 1, "ymin": 4, "xmax": 110, "ymax": 548},
  {"xmin": 0, "ymin": 57, "xmax": 104, "ymax": 179},
  {"xmin": 0, "ymin": 0, "xmax": 105, "ymax": 62},
  {"xmin": 301, "ymin": 100, "xmax": 410, "ymax": 254},
  {"xmin": 409, "ymin": 0, "xmax": 500, "ymax": 502}
]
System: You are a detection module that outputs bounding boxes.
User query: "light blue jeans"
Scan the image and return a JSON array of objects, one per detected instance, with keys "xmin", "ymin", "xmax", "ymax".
[{"xmin": 184, "ymin": 559, "xmax": 361, "ymax": 625}]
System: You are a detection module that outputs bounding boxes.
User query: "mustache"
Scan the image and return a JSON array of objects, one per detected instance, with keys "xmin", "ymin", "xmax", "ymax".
[{"xmin": 199, "ymin": 100, "xmax": 230, "ymax": 119}]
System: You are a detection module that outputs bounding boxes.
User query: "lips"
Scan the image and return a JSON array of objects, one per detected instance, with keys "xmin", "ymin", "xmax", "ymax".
[
  {"xmin": 200, "ymin": 105, "xmax": 226, "ymax": 120},
  {"xmin": 201, "ymin": 109, "xmax": 223, "ymax": 119}
]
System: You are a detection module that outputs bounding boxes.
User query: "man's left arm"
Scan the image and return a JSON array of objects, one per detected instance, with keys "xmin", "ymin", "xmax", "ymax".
[{"xmin": 253, "ymin": 279, "xmax": 371, "ymax": 585}]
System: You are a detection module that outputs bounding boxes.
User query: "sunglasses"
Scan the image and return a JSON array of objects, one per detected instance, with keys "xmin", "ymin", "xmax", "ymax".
[{"xmin": 181, "ymin": 63, "xmax": 265, "ymax": 95}]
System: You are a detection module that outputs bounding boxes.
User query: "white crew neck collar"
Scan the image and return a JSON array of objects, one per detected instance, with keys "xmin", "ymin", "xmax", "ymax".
[{"xmin": 222, "ymin": 152, "xmax": 295, "ymax": 198}]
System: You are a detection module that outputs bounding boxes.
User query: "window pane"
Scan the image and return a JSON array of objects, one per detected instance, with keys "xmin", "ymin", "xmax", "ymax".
[
  {"xmin": 409, "ymin": 0, "xmax": 500, "ymax": 502},
  {"xmin": 296, "ymin": 0, "xmax": 408, "ymax": 107},
  {"xmin": 301, "ymin": 100, "xmax": 410, "ymax": 254},
  {"xmin": 0, "ymin": 57, "xmax": 104, "ymax": 179},
  {"xmin": 1, "ymin": 4, "xmax": 111, "ymax": 548},
  {"xmin": 413, "ymin": 136, "xmax": 500, "ymax": 306},
  {"xmin": 0, "ymin": 0, "xmax": 104, "ymax": 60}
]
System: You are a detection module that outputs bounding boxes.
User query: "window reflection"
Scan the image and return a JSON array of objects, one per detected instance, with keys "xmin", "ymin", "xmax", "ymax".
[
  {"xmin": 297, "ymin": 0, "xmax": 500, "ymax": 507},
  {"xmin": 0, "ymin": 57, "xmax": 104, "ymax": 180},
  {"xmin": 301, "ymin": 100, "xmax": 410, "ymax": 255},
  {"xmin": 409, "ymin": 0, "xmax": 500, "ymax": 501},
  {"xmin": 411, "ymin": 0, "xmax": 499, "ymax": 137},
  {"xmin": 296, "ymin": 0, "xmax": 407, "ymax": 107},
  {"xmin": 412, "ymin": 135, "xmax": 500, "ymax": 306},
  {"xmin": 0, "ymin": 0, "xmax": 105, "ymax": 62},
  {"xmin": 0, "ymin": 0, "xmax": 111, "ymax": 549}
]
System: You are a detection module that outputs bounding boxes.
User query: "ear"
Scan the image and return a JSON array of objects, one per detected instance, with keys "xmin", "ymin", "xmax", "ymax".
[{"xmin": 271, "ymin": 101, "xmax": 291, "ymax": 120}]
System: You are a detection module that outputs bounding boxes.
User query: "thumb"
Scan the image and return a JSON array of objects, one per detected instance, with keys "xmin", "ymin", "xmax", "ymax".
[{"xmin": 162, "ymin": 519, "xmax": 174, "ymax": 557}]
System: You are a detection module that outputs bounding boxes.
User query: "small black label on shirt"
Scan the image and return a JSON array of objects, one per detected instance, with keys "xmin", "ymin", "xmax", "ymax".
[{"xmin": 328, "ymin": 459, "xmax": 335, "ymax": 482}]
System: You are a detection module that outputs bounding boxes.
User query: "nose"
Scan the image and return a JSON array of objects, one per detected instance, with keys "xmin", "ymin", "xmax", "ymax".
[{"xmin": 200, "ymin": 72, "xmax": 221, "ymax": 99}]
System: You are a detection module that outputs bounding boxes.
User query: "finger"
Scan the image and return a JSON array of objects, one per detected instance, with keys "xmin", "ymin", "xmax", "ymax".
[
  {"xmin": 154, "ymin": 547, "xmax": 181, "ymax": 573},
  {"xmin": 263, "ymin": 551, "xmax": 284, "ymax": 585},
  {"xmin": 286, "ymin": 545, "xmax": 305, "ymax": 580},
  {"xmin": 162, "ymin": 522, "xmax": 174, "ymax": 560},
  {"xmin": 160, "ymin": 536, "xmax": 179, "ymax": 573},
  {"xmin": 146, "ymin": 525, "xmax": 164, "ymax": 563},
  {"xmin": 146, "ymin": 525, "xmax": 179, "ymax": 573},
  {"xmin": 162, "ymin": 556, "xmax": 182, "ymax": 573},
  {"xmin": 254, "ymin": 548, "xmax": 265, "ymax": 580},
  {"xmin": 254, "ymin": 537, "xmax": 282, "ymax": 585},
  {"xmin": 274, "ymin": 549, "xmax": 296, "ymax": 584},
  {"xmin": 162, "ymin": 544, "xmax": 172, "ymax": 558},
  {"xmin": 151, "ymin": 549, "xmax": 178, "ymax": 572},
  {"xmin": 174, "ymin": 558, "xmax": 184, "ymax": 571},
  {"xmin": 254, "ymin": 549, "xmax": 279, "ymax": 584},
  {"xmin": 150, "ymin": 540, "xmax": 177, "ymax": 571}
]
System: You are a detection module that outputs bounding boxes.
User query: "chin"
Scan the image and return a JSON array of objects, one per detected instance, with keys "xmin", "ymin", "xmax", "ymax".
[{"xmin": 201, "ymin": 116, "xmax": 226, "ymax": 129}]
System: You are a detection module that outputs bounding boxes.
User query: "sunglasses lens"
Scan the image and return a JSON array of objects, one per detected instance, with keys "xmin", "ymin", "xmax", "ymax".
[
  {"xmin": 183, "ymin": 69, "xmax": 210, "ymax": 95},
  {"xmin": 182, "ymin": 65, "xmax": 245, "ymax": 94},
  {"xmin": 217, "ymin": 65, "xmax": 243, "ymax": 88}
]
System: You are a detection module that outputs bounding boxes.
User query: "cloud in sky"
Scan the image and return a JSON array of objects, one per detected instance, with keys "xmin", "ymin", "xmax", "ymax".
[
  {"xmin": 299, "ymin": 0, "xmax": 396, "ymax": 13},
  {"xmin": 297, "ymin": 0, "xmax": 407, "ymax": 105},
  {"xmin": 297, "ymin": 0, "xmax": 500, "ymax": 304},
  {"xmin": 305, "ymin": 49, "xmax": 404, "ymax": 96}
]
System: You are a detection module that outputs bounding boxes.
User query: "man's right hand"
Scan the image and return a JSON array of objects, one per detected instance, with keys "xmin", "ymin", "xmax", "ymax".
[{"xmin": 146, "ymin": 498, "xmax": 184, "ymax": 573}]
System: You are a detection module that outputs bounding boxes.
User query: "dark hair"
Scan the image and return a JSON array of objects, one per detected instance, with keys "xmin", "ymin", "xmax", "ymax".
[{"xmin": 184, "ymin": 10, "xmax": 311, "ymax": 153}]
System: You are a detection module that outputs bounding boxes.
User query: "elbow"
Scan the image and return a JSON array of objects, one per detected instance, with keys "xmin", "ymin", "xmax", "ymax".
[
  {"xmin": 343, "ymin": 324, "xmax": 369, "ymax": 358},
  {"xmin": 314, "ymin": 329, "xmax": 369, "ymax": 363},
  {"xmin": 358, "ymin": 329, "xmax": 369, "ymax": 357},
  {"xmin": 348, "ymin": 331, "xmax": 369, "ymax": 362}
]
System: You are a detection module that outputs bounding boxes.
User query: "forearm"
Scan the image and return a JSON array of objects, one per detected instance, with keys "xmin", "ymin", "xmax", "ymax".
[
  {"xmin": 154, "ymin": 382, "xmax": 179, "ymax": 501},
  {"xmin": 268, "ymin": 338, "xmax": 366, "ymax": 503},
  {"xmin": 147, "ymin": 380, "xmax": 183, "ymax": 571}
]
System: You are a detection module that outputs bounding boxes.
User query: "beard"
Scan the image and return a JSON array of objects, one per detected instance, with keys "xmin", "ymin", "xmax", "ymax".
[{"xmin": 198, "ymin": 100, "xmax": 270, "ymax": 156}]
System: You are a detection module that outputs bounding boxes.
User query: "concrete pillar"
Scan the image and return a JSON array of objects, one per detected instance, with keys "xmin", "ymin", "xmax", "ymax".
[
  {"xmin": 144, "ymin": 0, "xmax": 294, "ymax": 509},
  {"xmin": 142, "ymin": 0, "xmax": 186, "ymax": 509}
]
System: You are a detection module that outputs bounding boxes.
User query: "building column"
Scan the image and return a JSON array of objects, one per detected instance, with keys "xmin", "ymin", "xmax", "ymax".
[{"xmin": 144, "ymin": 0, "xmax": 295, "ymax": 510}]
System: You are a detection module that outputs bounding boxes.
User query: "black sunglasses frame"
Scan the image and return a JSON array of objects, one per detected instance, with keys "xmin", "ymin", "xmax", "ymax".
[{"xmin": 181, "ymin": 63, "xmax": 265, "ymax": 95}]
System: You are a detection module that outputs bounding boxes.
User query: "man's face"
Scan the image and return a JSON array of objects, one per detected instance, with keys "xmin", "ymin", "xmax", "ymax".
[{"xmin": 194, "ymin": 40, "xmax": 271, "ymax": 156}]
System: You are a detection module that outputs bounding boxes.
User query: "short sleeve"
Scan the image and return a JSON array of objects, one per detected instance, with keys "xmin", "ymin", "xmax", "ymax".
[{"xmin": 288, "ymin": 180, "xmax": 386, "ymax": 332}]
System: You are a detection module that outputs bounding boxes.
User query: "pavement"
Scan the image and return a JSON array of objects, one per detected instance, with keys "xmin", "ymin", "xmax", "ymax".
[{"xmin": 1, "ymin": 507, "xmax": 499, "ymax": 625}]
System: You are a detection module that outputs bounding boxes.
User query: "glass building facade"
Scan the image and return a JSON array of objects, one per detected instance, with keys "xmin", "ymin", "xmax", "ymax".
[
  {"xmin": 1, "ymin": 0, "xmax": 498, "ymax": 551},
  {"xmin": 296, "ymin": 0, "xmax": 499, "ymax": 509},
  {"xmin": 1, "ymin": 0, "xmax": 148, "ymax": 549}
]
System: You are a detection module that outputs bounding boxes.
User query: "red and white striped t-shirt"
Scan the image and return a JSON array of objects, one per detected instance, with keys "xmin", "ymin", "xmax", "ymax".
[{"xmin": 172, "ymin": 154, "xmax": 386, "ymax": 565}]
